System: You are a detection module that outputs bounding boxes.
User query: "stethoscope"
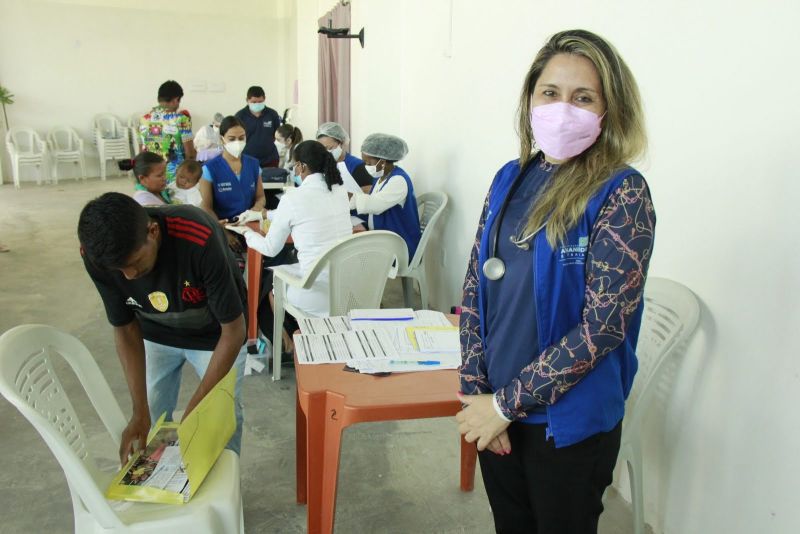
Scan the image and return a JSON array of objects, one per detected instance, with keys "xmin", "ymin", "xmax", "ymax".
[{"xmin": 482, "ymin": 158, "xmax": 546, "ymax": 281}]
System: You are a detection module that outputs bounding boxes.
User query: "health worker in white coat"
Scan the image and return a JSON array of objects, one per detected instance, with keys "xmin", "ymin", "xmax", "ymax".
[{"xmin": 228, "ymin": 140, "xmax": 352, "ymax": 319}]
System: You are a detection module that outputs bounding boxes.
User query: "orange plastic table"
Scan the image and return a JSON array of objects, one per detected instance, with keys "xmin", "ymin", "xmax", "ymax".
[{"xmin": 294, "ymin": 317, "xmax": 478, "ymax": 534}]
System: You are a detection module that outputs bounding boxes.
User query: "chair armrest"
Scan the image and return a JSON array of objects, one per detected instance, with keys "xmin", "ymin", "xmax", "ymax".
[{"xmin": 271, "ymin": 264, "xmax": 315, "ymax": 290}]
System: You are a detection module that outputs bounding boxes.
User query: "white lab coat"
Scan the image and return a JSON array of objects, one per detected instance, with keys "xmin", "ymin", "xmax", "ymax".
[
  {"xmin": 350, "ymin": 173, "xmax": 408, "ymax": 229},
  {"xmin": 243, "ymin": 173, "xmax": 352, "ymax": 317}
]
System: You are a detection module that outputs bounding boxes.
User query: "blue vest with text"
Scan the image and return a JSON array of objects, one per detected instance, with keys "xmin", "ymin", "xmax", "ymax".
[
  {"xmin": 343, "ymin": 152, "xmax": 363, "ymax": 174},
  {"xmin": 478, "ymin": 159, "xmax": 644, "ymax": 448},
  {"xmin": 205, "ymin": 154, "xmax": 260, "ymax": 220},
  {"xmin": 370, "ymin": 168, "xmax": 422, "ymax": 259}
]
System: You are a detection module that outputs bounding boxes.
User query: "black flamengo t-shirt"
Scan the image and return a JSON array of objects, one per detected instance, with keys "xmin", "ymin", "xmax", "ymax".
[{"xmin": 83, "ymin": 205, "xmax": 247, "ymax": 350}]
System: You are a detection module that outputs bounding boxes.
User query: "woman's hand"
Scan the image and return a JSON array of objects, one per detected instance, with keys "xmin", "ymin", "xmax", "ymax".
[
  {"xmin": 234, "ymin": 210, "xmax": 263, "ymax": 225},
  {"xmin": 455, "ymin": 393, "xmax": 511, "ymax": 451},
  {"xmin": 485, "ymin": 430, "xmax": 512, "ymax": 456}
]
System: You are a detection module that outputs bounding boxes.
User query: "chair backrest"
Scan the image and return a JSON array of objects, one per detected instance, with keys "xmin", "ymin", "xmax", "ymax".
[
  {"xmin": 626, "ymin": 277, "xmax": 701, "ymax": 425},
  {"xmin": 303, "ymin": 231, "xmax": 409, "ymax": 316},
  {"xmin": 47, "ymin": 126, "xmax": 81, "ymax": 152},
  {"xmin": 127, "ymin": 112, "xmax": 142, "ymax": 129},
  {"xmin": 408, "ymin": 191, "xmax": 448, "ymax": 270},
  {"xmin": 92, "ymin": 113, "xmax": 126, "ymax": 140},
  {"xmin": 0, "ymin": 325, "xmax": 127, "ymax": 528},
  {"xmin": 6, "ymin": 127, "xmax": 44, "ymax": 154}
]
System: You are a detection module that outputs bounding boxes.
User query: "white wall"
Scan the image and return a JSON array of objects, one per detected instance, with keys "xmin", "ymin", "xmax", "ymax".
[
  {"xmin": 301, "ymin": 0, "xmax": 800, "ymax": 532},
  {"xmin": 0, "ymin": 0, "xmax": 294, "ymax": 181}
]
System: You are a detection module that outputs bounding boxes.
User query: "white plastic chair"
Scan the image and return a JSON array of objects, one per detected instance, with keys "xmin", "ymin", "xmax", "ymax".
[
  {"xmin": 92, "ymin": 113, "xmax": 131, "ymax": 181},
  {"xmin": 399, "ymin": 191, "xmax": 448, "ymax": 310},
  {"xmin": 619, "ymin": 277, "xmax": 700, "ymax": 534},
  {"xmin": 127, "ymin": 113, "xmax": 143, "ymax": 156},
  {"xmin": 271, "ymin": 230, "xmax": 409, "ymax": 380},
  {"xmin": 47, "ymin": 126, "xmax": 87, "ymax": 183},
  {"xmin": 5, "ymin": 127, "xmax": 47, "ymax": 188},
  {"xmin": 0, "ymin": 324, "xmax": 244, "ymax": 533}
]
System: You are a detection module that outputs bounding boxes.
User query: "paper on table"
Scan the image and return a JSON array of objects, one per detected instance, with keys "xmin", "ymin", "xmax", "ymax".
[
  {"xmin": 412, "ymin": 327, "xmax": 460, "ymax": 353},
  {"xmin": 350, "ymin": 308, "xmax": 415, "ymax": 321},
  {"xmin": 351, "ymin": 310, "xmax": 451, "ymax": 331},
  {"xmin": 352, "ymin": 352, "xmax": 461, "ymax": 374},
  {"xmin": 298, "ymin": 316, "xmax": 351, "ymax": 334},
  {"xmin": 294, "ymin": 329, "xmax": 398, "ymax": 364}
]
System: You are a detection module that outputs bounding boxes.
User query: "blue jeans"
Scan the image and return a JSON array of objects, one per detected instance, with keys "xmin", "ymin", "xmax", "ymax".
[{"xmin": 144, "ymin": 340, "xmax": 246, "ymax": 455}]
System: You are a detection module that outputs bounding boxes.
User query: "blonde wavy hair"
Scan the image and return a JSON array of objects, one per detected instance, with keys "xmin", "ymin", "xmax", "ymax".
[{"xmin": 517, "ymin": 29, "xmax": 646, "ymax": 247}]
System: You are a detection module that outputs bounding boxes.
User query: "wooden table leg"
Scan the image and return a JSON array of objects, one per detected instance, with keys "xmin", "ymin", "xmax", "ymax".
[
  {"xmin": 296, "ymin": 392, "xmax": 307, "ymax": 504},
  {"xmin": 460, "ymin": 435, "xmax": 477, "ymax": 492},
  {"xmin": 246, "ymin": 246, "xmax": 262, "ymax": 347}
]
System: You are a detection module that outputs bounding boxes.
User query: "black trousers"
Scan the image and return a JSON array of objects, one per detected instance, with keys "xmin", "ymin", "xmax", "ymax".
[{"xmin": 478, "ymin": 421, "xmax": 622, "ymax": 534}]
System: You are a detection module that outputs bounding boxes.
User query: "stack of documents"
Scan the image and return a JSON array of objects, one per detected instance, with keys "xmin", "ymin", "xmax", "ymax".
[{"xmin": 294, "ymin": 309, "xmax": 461, "ymax": 373}]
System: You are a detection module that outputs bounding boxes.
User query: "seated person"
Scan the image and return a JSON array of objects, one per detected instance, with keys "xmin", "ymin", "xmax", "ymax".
[
  {"xmin": 316, "ymin": 122, "xmax": 373, "ymax": 190},
  {"xmin": 350, "ymin": 133, "xmax": 422, "ymax": 258},
  {"xmin": 119, "ymin": 152, "xmax": 171, "ymax": 206},
  {"xmin": 199, "ymin": 115, "xmax": 266, "ymax": 223},
  {"xmin": 275, "ymin": 124, "xmax": 303, "ymax": 180},
  {"xmin": 193, "ymin": 112, "xmax": 224, "ymax": 162},
  {"xmin": 228, "ymin": 140, "xmax": 353, "ymax": 350},
  {"xmin": 169, "ymin": 160, "xmax": 203, "ymax": 206}
]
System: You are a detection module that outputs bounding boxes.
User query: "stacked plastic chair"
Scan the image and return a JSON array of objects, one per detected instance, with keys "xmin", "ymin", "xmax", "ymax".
[
  {"xmin": 5, "ymin": 127, "xmax": 48, "ymax": 188},
  {"xmin": 127, "ymin": 112, "xmax": 143, "ymax": 157},
  {"xmin": 47, "ymin": 126, "xmax": 87, "ymax": 183},
  {"xmin": 92, "ymin": 113, "xmax": 131, "ymax": 180}
]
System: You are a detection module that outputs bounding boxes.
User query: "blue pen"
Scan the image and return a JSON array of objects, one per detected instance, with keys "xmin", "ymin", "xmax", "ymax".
[{"xmin": 389, "ymin": 360, "xmax": 441, "ymax": 365}]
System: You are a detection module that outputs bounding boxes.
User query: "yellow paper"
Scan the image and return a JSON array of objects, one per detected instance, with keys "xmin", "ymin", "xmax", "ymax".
[
  {"xmin": 105, "ymin": 369, "xmax": 236, "ymax": 504},
  {"xmin": 404, "ymin": 326, "xmax": 459, "ymax": 350},
  {"xmin": 178, "ymin": 368, "xmax": 236, "ymax": 500}
]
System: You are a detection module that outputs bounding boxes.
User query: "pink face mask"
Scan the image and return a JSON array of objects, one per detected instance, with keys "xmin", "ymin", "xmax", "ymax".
[{"xmin": 530, "ymin": 102, "xmax": 602, "ymax": 160}]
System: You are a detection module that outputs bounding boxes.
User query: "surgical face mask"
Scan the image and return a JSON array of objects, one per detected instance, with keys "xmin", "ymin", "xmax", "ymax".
[
  {"xmin": 275, "ymin": 140, "xmax": 286, "ymax": 150},
  {"xmin": 224, "ymin": 140, "xmax": 246, "ymax": 158},
  {"xmin": 365, "ymin": 162, "xmax": 383, "ymax": 179},
  {"xmin": 530, "ymin": 102, "xmax": 602, "ymax": 161},
  {"xmin": 293, "ymin": 174, "xmax": 303, "ymax": 186},
  {"xmin": 328, "ymin": 145, "xmax": 343, "ymax": 160},
  {"xmin": 248, "ymin": 102, "xmax": 266, "ymax": 113}
]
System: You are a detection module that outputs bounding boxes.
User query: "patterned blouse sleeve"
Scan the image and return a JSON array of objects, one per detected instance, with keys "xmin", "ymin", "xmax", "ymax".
[
  {"xmin": 495, "ymin": 174, "xmax": 656, "ymax": 420},
  {"xmin": 459, "ymin": 191, "xmax": 493, "ymax": 395}
]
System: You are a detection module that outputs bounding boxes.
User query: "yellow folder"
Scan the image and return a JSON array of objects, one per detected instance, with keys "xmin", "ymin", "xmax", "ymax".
[{"xmin": 106, "ymin": 368, "xmax": 236, "ymax": 504}]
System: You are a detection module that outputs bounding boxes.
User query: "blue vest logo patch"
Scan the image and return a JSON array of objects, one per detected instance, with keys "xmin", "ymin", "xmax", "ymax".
[{"xmin": 559, "ymin": 236, "xmax": 589, "ymax": 266}]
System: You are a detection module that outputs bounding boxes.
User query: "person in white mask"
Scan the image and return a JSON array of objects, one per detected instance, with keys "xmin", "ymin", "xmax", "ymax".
[
  {"xmin": 315, "ymin": 122, "xmax": 373, "ymax": 192},
  {"xmin": 199, "ymin": 116, "xmax": 266, "ymax": 253},
  {"xmin": 349, "ymin": 133, "xmax": 422, "ymax": 258},
  {"xmin": 275, "ymin": 123, "xmax": 304, "ymax": 177}
]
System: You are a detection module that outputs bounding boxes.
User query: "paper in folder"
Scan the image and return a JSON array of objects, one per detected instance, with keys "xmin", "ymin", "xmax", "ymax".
[{"xmin": 105, "ymin": 368, "xmax": 236, "ymax": 504}]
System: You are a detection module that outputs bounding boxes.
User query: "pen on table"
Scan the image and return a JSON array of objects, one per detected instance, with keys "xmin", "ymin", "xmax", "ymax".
[{"xmin": 389, "ymin": 360, "xmax": 441, "ymax": 365}]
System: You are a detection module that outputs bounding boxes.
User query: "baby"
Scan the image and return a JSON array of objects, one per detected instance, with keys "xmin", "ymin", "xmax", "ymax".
[{"xmin": 169, "ymin": 160, "xmax": 203, "ymax": 206}]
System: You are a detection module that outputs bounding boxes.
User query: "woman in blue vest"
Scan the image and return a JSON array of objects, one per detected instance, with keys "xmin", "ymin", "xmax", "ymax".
[
  {"xmin": 349, "ymin": 133, "xmax": 422, "ymax": 258},
  {"xmin": 199, "ymin": 115, "xmax": 266, "ymax": 224},
  {"xmin": 456, "ymin": 29, "xmax": 656, "ymax": 533},
  {"xmin": 315, "ymin": 122, "xmax": 373, "ymax": 190}
]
